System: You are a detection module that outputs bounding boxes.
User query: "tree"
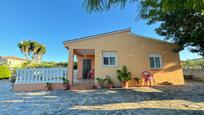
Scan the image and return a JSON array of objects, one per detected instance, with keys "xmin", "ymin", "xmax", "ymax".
[
  {"xmin": 140, "ymin": 0, "xmax": 204, "ymax": 55},
  {"xmin": 18, "ymin": 41, "xmax": 46, "ymax": 64},
  {"xmin": 17, "ymin": 41, "xmax": 30, "ymax": 61},
  {"xmin": 83, "ymin": 0, "xmax": 204, "ymax": 56},
  {"xmin": 83, "ymin": 0, "xmax": 203, "ymax": 14},
  {"xmin": 158, "ymin": 0, "xmax": 204, "ymax": 13}
]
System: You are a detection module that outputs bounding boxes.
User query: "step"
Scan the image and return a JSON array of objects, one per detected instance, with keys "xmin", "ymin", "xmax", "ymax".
[
  {"xmin": 71, "ymin": 80, "xmax": 95, "ymax": 90},
  {"xmin": 71, "ymin": 84, "xmax": 94, "ymax": 90}
]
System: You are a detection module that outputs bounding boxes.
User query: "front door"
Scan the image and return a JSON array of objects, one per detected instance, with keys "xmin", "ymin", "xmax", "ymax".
[{"xmin": 83, "ymin": 59, "xmax": 91, "ymax": 79}]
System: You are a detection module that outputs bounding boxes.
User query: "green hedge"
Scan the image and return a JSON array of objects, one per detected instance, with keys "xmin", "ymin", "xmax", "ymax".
[{"xmin": 0, "ymin": 66, "xmax": 11, "ymax": 79}]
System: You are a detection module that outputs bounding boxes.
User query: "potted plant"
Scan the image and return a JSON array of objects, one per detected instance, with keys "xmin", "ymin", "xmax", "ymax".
[
  {"xmin": 134, "ymin": 77, "xmax": 142, "ymax": 87},
  {"xmin": 96, "ymin": 77, "xmax": 107, "ymax": 89},
  {"xmin": 46, "ymin": 82, "xmax": 52, "ymax": 90},
  {"xmin": 106, "ymin": 75, "xmax": 113, "ymax": 89},
  {"xmin": 60, "ymin": 77, "xmax": 70, "ymax": 90},
  {"xmin": 116, "ymin": 66, "xmax": 131, "ymax": 88}
]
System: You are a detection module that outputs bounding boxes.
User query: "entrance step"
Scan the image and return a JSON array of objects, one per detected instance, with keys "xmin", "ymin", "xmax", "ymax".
[{"xmin": 71, "ymin": 79, "xmax": 95, "ymax": 90}]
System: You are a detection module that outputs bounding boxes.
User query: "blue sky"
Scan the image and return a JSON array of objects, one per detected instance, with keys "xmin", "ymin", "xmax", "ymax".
[{"xmin": 0, "ymin": 0, "xmax": 201, "ymax": 62}]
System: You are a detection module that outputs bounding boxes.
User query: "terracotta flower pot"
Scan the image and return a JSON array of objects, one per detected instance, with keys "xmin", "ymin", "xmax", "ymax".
[
  {"xmin": 97, "ymin": 85, "xmax": 102, "ymax": 89},
  {"xmin": 107, "ymin": 84, "xmax": 113, "ymax": 89},
  {"xmin": 63, "ymin": 83, "xmax": 70, "ymax": 90},
  {"xmin": 121, "ymin": 81, "xmax": 128, "ymax": 88}
]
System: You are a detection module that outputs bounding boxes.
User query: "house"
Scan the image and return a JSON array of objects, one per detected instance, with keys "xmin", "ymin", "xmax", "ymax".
[
  {"xmin": 0, "ymin": 56, "xmax": 26, "ymax": 68},
  {"xmin": 64, "ymin": 28, "xmax": 184, "ymax": 88}
]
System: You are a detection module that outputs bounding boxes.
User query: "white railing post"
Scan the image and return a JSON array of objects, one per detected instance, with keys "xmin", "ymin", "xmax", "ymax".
[
  {"xmin": 15, "ymin": 68, "xmax": 73, "ymax": 84},
  {"xmin": 22, "ymin": 70, "xmax": 25, "ymax": 83},
  {"xmin": 16, "ymin": 69, "xmax": 19, "ymax": 83}
]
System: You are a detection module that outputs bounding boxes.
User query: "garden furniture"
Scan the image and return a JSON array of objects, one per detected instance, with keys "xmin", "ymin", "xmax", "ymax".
[{"xmin": 142, "ymin": 71, "xmax": 155, "ymax": 86}]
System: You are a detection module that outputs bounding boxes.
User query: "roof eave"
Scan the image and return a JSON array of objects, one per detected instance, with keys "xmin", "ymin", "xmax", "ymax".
[
  {"xmin": 128, "ymin": 32, "xmax": 174, "ymax": 44},
  {"xmin": 63, "ymin": 28, "xmax": 131, "ymax": 44}
]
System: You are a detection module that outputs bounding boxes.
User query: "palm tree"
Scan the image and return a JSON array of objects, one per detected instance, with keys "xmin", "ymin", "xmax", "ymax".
[
  {"xmin": 18, "ymin": 41, "xmax": 46, "ymax": 64},
  {"xmin": 18, "ymin": 41, "xmax": 31, "ymax": 61},
  {"xmin": 35, "ymin": 45, "xmax": 46, "ymax": 63},
  {"xmin": 83, "ymin": 0, "xmax": 134, "ymax": 13},
  {"xmin": 30, "ymin": 41, "xmax": 46, "ymax": 62}
]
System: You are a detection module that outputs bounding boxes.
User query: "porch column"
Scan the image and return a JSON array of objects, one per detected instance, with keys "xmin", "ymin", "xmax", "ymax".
[{"xmin": 68, "ymin": 48, "xmax": 74, "ymax": 85}]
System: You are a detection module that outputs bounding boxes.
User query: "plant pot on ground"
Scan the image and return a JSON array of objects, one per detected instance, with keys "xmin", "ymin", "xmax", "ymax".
[
  {"xmin": 121, "ymin": 81, "xmax": 129, "ymax": 88},
  {"xmin": 117, "ymin": 65, "xmax": 131, "ymax": 88},
  {"xmin": 134, "ymin": 77, "xmax": 142, "ymax": 87},
  {"xmin": 106, "ymin": 75, "xmax": 113, "ymax": 89},
  {"xmin": 60, "ymin": 77, "xmax": 70, "ymax": 90},
  {"xmin": 46, "ymin": 82, "xmax": 52, "ymax": 90},
  {"xmin": 63, "ymin": 83, "xmax": 70, "ymax": 90},
  {"xmin": 96, "ymin": 77, "xmax": 107, "ymax": 89},
  {"xmin": 107, "ymin": 84, "xmax": 113, "ymax": 89}
]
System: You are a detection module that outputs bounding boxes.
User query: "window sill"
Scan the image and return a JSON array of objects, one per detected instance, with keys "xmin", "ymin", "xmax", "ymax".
[
  {"xmin": 150, "ymin": 68, "xmax": 162, "ymax": 70},
  {"xmin": 103, "ymin": 65, "xmax": 118, "ymax": 67}
]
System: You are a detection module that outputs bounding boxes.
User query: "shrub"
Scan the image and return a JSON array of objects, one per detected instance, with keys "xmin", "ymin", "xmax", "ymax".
[
  {"xmin": 21, "ymin": 62, "xmax": 71, "ymax": 68},
  {"xmin": 0, "ymin": 66, "xmax": 11, "ymax": 79},
  {"xmin": 60, "ymin": 77, "xmax": 69, "ymax": 85},
  {"xmin": 116, "ymin": 65, "xmax": 131, "ymax": 82},
  {"xmin": 60, "ymin": 77, "xmax": 70, "ymax": 90},
  {"xmin": 45, "ymin": 82, "xmax": 52, "ymax": 90},
  {"xmin": 96, "ymin": 76, "xmax": 113, "ymax": 89},
  {"xmin": 106, "ymin": 75, "xmax": 113, "ymax": 89},
  {"xmin": 96, "ymin": 77, "xmax": 107, "ymax": 88},
  {"xmin": 106, "ymin": 75, "xmax": 113, "ymax": 85}
]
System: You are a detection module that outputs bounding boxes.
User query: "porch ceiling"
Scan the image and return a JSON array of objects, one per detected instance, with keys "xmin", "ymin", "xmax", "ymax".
[{"xmin": 75, "ymin": 49, "xmax": 94, "ymax": 55}]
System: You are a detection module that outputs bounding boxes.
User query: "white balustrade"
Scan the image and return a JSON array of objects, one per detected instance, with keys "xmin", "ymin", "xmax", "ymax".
[{"xmin": 15, "ymin": 68, "xmax": 77, "ymax": 84}]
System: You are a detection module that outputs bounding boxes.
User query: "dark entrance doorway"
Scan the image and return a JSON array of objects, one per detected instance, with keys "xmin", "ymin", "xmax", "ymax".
[{"xmin": 83, "ymin": 59, "xmax": 91, "ymax": 79}]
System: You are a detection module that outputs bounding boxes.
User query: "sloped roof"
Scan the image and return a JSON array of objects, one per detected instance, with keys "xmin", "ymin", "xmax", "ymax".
[
  {"xmin": 64, "ymin": 28, "xmax": 131, "ymax": 44},
  {"xmin": 63, "ymin": 28, "xmax": 172, "ymax": 44},
  {"xmin": 1, "ymin": 56, "xmax": 26, "ymax": 61}
]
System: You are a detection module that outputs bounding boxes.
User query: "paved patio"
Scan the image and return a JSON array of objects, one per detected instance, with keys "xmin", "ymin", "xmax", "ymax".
[{"xmin": 0, "ymin": 80, "xmax": 204, "ymax": 115}]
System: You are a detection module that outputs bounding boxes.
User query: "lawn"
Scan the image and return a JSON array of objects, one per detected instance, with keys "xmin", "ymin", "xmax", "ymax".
[{"xmin": 0, "ymin": 80, "xmax": 204, "ymax": 115}]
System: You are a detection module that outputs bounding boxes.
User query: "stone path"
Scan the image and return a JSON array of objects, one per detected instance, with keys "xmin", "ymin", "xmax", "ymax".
[{"xmin": 0, "ymin": 80, "xmax": 204, "ymax": 115}]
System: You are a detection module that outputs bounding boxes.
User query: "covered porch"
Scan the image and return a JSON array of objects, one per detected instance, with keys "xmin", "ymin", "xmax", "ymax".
[{"xmin": 68, "ymin": 48, "xmax": 95, "ymax": 89}]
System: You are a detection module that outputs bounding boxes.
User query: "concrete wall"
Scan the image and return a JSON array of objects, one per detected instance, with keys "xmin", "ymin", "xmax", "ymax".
[
  {"xmin": 65, "ymin": 30, "xmax": 184, "ymax": 86},
  {"xmin": 183, "ymin": 68, "xmax": 204, "ymax": 81},
  {"xmin": 13, "ymin": 83, "xmax": 65, "ymax": 91}
]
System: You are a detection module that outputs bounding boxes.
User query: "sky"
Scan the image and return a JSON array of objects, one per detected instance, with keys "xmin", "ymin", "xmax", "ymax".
[{"xmin": 0, "ymin": 0, "xmax": 201, "ymax": 62}]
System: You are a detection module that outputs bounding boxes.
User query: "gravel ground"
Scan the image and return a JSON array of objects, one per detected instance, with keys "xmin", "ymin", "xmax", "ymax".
[{"xmin": 0, "ymin": 80, "xmax": 204, "ymax": 115}]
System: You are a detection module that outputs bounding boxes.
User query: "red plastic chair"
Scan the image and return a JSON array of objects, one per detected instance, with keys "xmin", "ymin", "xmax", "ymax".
[
  {"xmin": 142, "ymin": 71, "xmax": 155, "ymax": 86},
  {"xmin": 87, "ymin": 69, "xmax": 95, "ymax": 79}
]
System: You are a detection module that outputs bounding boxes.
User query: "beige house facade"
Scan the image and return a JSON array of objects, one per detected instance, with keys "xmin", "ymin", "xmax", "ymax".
[
  {"xmin": 0, "ymin": 56, "xmax": 26, "ymax": 68},
  {"xmin": 64, "ymin": 28, "xmax": 184, "ymax": 88}
]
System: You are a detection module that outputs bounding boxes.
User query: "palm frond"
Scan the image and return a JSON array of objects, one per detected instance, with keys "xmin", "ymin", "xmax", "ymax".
[{"xmin": 83, "ymin": 0, "xmax": 137, "ymax": 13}]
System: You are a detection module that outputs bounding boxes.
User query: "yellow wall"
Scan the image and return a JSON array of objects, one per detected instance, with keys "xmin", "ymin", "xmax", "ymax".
[{"xmin": 65, "ymin": 30, "xmax": 184, "ymax": 86}]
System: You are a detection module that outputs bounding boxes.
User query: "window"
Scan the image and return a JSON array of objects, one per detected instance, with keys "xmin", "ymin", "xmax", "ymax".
[
  {"xmin": 8, "ymin": 61, "xmax": 12, "ymax": 66},
  {"xmin": 149, "ymin": 54, "xmax": 162, "ymax": 69},
  {"xmin": 102, "ymin": 52, "xmax": 117, "ymax": 66}
]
